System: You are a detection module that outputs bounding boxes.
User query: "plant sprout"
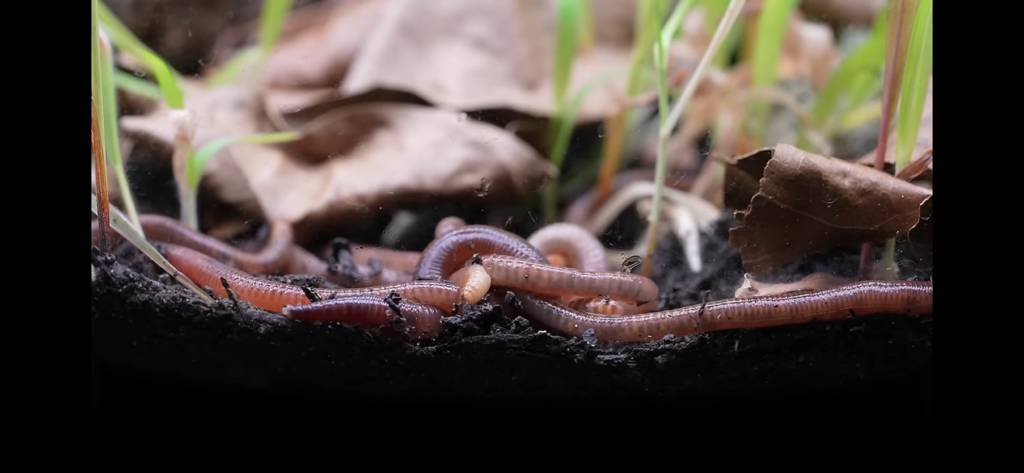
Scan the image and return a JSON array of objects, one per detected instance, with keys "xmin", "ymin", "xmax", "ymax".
[
  {"xmin": 92, "ymin": 194, "xmax": 214, "ymax": 303},
  {"xmin": 746, "ymin": 0, "xmax": 798, "ymax": 145},
  {"xmin": 187, "ymin": 132, "xmax": 302, "ymax": 191},
  {"xmin": 860, "ymin": 0, "xmax": 921, "ymax": 279},
  {"xmin": 642, "ymin": 0, "xmax": 746, "ymax": 275},
  {"xmin": 595, "ymin": 0, "xmax": 662, "ymax": 207},
  {"xmin": 207, "ymin": 0, "xmax": 295, "ymax": 86}
]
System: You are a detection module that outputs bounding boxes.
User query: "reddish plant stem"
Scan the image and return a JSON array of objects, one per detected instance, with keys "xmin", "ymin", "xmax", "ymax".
[{"xmin": 91, "ymin": 99, "xmax": 111, "ymax": 253}]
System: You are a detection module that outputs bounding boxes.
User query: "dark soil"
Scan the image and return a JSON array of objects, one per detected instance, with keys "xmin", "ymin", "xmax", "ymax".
[{"xmin": 92, "ymin": 215, "xmax": 932, "ymax": 406}]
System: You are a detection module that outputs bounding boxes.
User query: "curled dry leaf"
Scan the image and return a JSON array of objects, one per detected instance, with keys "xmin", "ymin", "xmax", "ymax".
[
  {"xmin": 340, "ymin": 0, "xmax": 636, "ymax": 121},
  {"xmin": 734, "ymin": 272, "xmax": 852, "ymax": 298},
  {"xmin": 726, "ymin": 144, "xmax": 931, "ymax": 275},
  {"xmin": 121, "ymin": 79, "xmax": 550, "ymax": 240},
  {"xmin": 245, "ymin": 103, "xmax": 550, "ymax": 234}
]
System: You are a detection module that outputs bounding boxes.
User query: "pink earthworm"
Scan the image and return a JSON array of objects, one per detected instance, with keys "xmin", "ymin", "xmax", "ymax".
[
  {"xmin": 434, "ymin": 216, "xmax": 468, "ymax": 239},
  {"xmin": 282, "ymin": 296, "xmax": 445, "ymax": 341},
  {"xmin": 477, "ymin": 255, "xmax": 659, "ymax": 304},
  {"xmin": 415, "ymin": 225, "xmax": 547, "ymax": 280},
  {"xmin": 527, "ymin": 222, "xmax": 608, "ymax": 272},
  {"xmin": 162, "ymin": 244, "xmax": 459, "ymax": 313},
  {"xmin": 512, "ymin": 280, "xmax": 933, "ymax": 343}
]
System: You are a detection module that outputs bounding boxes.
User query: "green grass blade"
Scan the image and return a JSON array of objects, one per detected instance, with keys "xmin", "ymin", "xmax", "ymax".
[
  {"xmin": 660, "ymin": 0, "xmax": 696, "ymax": 55},
  {"xmin": 92, "ymin": 194, "xmax": 214, "ymax": 303},
  {"xmin": 97, "ymin": 1, "xmax": 184, "ymax": 109},
  {"xmin": 187, "ymin": 131, "xmax": 301, "ymax": 190},
  {"xmin": 895, "ymin": 0, "xmax": 932, "ymax": 173},
  {"xmin": 259, "ymin": 0, "xmax": 295, "ymax": 53},
  {"xmin": 810, "ymin": 10, "xmax": 887, "ymax": 127},
  {"xmin": 100, "ymin": 33, "xmax": 142, "ymax": 231},
  {"xmin": 553, "ymin": 0, "xmax": 583, "ymax": 109},
  {"xmin": 748, "ymin": 0, "xmax": 798, "ymax": 143},
  {"xmin": 113, "ymin": 70, "xmax": 163, "ymax": 100},
  {"xmin": 644, "ymin": 0, "xmax": 746, "ymax": 275}
]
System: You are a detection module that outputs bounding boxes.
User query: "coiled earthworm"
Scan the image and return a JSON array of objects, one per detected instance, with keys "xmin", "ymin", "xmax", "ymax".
[
  {"xmin": 162, "ymin": 244, "xmax": 459, "ymax": 313},
  {"xmin": 415, "ymin": 225, "xmax": 547, "ymax": 280},
  {"xmin": 448, "ymin": 264, "xmax": 492, "ymax": 304},
  {"xmin": 282, "ymin": 295, "xmax": 444, "ymax": 341},
  {"xmin": 512, "ymin": 280, "xmax": 933, "ymax": 343},
  {"xmin": 478, "ymin": 255, "xmax": 659, "ymax": 304},
  {"xmin": 434, "ymin": 216, "xmax": 467, "ymax": 239},
  {"xmin": 527, "ymin": 223, "xmax": 609, "ymax": 272},
  {"xmin": 92, "ymin": 214, "xmax": 295, "ymax": 274}
]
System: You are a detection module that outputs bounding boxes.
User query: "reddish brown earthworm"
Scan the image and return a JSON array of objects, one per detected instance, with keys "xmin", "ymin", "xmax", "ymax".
[
  {"xmin": 415, "ymin": 225, "xmax": 547, "ymax": 280},
  {"xmin": 527, "ymin": 223, "xmax": 608, "ymax": 272},
  {"xmin": 282, "ymin": 296, "xmax": 445, "ymax": 341},
  {"xmin": 478, "ymin": 255, "xmax": 659, "ymax": 304},
  {"xmin": 513, "ymin": 280, "xmax": 933, "ymax": 343},
  {"xmin": 434, "ymin": 216, "xmax": 467, "ymax": 239},
  {"xmin": 93, "ymin": 214, "xmax": 295, "ymax": 274},
  {"xmin": 93, "ymin": 214, "xmax": 413, "ymax": 286},
  {"xmin": 162, "ymin": 244, "xmax": 459, "ymax": 313}
]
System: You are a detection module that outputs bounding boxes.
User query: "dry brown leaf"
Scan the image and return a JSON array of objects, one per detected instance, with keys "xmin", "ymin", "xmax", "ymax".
[
  {"xmin": 734, "ymin": 272, "xmax": 853, "ymax": 298},
  {"xmin": 726, "ymin": 144, "xmax": 931, "ymax": 275},
  {"xmin": 339, "ymin": 0, "xmax": 636, "ymax": 120},
  {"xmin": 121, "ymin": 79, "xmax": 551, "ymax": 241},
  {"xmin": 237, "ymin": 103, "xmax": 551, "ymax": 232}
]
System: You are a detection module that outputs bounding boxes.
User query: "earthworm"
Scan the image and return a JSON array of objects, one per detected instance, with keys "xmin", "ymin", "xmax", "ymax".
[
  {"xmin": 415, "ymin": 225, "xmax": 547, "ymax": 280},
  {"xmin": 282, "ymin": 295, "xmax": 445, "ymax": 341},
  {"xmin": 92, "ymin": 214, "xmax": 295, "ymax": 274},
  {"xmin": 512, "ymin": 280, "xmax": 933, "ymax": 343},
  {"xmin": 448, "ymin": 264, "xmax": 492, "ymax": 304},
  {"xmin": 527, "ymin": 223, "xmax": 608, "ymax": 272},
  {"xmin": 434, "ymin": 216, "xmax": 467, "ymax": 239},
  {"xmin": 478, "ymin": 255, "xmax": 659, "ymax": 304},
  {"xmin": 162, "ymin": 244, "xmax": 459, "ymax": 313},
  {"xmin": 92, "ymin": 214, "xmax": 412, "ymax": 286}
]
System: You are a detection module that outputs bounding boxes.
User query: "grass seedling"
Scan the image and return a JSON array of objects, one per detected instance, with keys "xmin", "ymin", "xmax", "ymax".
[
  {"xmin": 92, "ymin": 194, "xmax": 214, "ymax": 303},
  {"xmin": 97, "ymin": 1, "xmax": 184, "ymax": 109},
  {"xmin": 642, "ymin": 0, "xmax": 745, "ymax": 276},
  {"xmin": 98, "ymin": 1, "xmax": 198, "ymax": 231},
  {"xmin": 894, "ymin": 0, "xmax": 932, "ymax": 173},
  {"xmin": 595, "ymin": 0, "xmax": 662, "ymax": 207},
  {"xmin": 746, "ymin": 0, "xmax": 798, "ymax": 145},
  {"xmin": 207, "ymin": 0, "xmax": 295, "ymax": 87},
  {"xmin": 93, "ymin": 0, "xmax": 143, "ymax": 232},
  {"xmin": 859, "ymin": 0, "xmax": 921, "ymax": 280},
  {"xmin": 802, "ymin": 10, "xmax": 886, "ymax": 149},
  {"xmin": 543, "ymin": 0, "xmax": 585, "ymax": 223},
  {"xmin": 113, "ymin": 70, "xmax": 163, "ymax": 101},
  {"xmin": 186, "ymin": 131, "xmax": 302, "ymax": 191},
  {"xmin": 92, "ymin": 3, "xmax": 112, "ymax": 250},
  {"xmin": 874, "ymin": 0, "xmax": 932, "ymax": 278}
]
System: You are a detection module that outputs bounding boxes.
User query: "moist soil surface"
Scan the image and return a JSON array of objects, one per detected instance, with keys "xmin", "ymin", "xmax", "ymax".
[{"xmin": 92, "ymin": 216, "xmax": 932, "ymax": 406}]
